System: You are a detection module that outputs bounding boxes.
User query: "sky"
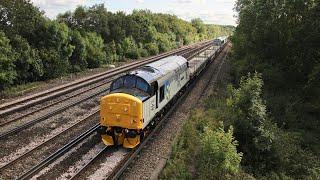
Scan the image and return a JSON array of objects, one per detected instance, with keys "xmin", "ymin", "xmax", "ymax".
[{"xmin": 30, "ymin": 0, "xmax": 237, "ymax": 26}]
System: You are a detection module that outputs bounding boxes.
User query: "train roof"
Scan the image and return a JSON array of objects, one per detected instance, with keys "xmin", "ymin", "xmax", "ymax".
[
  {"xmin": 214, "ymin": 36, "xmax": 228, "ymax": 41},
  {"xmin": 129, "ymin": 55, "xmax": 187, "ymax": 84}
]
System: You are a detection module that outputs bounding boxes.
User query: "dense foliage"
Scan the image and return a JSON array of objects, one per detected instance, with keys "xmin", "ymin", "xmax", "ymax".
[
  {"xmin": 0, "ymin": 0, "xmax": 234, "ymax": 91},
  {"xmin": 160, "ymin": 110, "xmax": 243, "ymax": 179},
  {"xmin": 231, "ymin": 0, "xmax": 320, "ymax": 178},
  {"xmin": 227, "ymin": 73, "xmax": 319, "ymax": 178}
]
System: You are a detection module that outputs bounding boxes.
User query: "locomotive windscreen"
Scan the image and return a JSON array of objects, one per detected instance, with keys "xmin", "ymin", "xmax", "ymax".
[{"xmin": 110, "ymin": 75, "xmax": 151, "ymax": 95}]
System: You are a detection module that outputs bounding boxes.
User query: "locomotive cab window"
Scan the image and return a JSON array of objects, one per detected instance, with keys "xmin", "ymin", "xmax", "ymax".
[
  {"xmin": 111, "ymin": 77, "xmax": 123, "ymax": 91},
  {"xmin": 124, "ymin": 75, "xmax": 136, "ymax": 88},
  {"xmin": 136, "ymin": 78, "xmax": 149, "ymax": 93},
  {"xmin": 160, "ymin": 85, "xmax": 165, "ymax": 102},
  {"xmin": 111, "ymin": 75, "xmax": 152, "ymax": 96}
]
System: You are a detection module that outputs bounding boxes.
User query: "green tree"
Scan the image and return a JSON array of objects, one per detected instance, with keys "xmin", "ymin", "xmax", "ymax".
[
  {"xmin": 0, "ymin": 1, "xmax": 235, "ymax": 89},
  {"xmin": 0, "ymin": 0, "xmax": 45, "ymax": 43},
  {"xmin": 36, "ymin": 21, "xmax": 74, "ymax": 79},
  {"xmin": 10, "ymin": 35, "xmax": 43, "ymax": 82},
  {"xmin": 105, "ymin": 40, "xmax": 117, "ymax": 63},
  {"xmin": 69, "ymin": 30, "xmax": 87, "ymax": 72},
  {"xmin": 84, "ymin": 32, "xmax": 106, "ymax": 68},
  {"xmin": 122, "ymin": 36, "xmax": 139, "ymax": 59},
  {"xmin": 227, "ymin": 73, "xmax": 276, "ymax": 172},
  {"xmin": 0, "ymin": 31, "xmax": 16, "ymax": 89},
  {"xmin": 191, "ymin": 18, "xmax": 207, "ymax": 40}
]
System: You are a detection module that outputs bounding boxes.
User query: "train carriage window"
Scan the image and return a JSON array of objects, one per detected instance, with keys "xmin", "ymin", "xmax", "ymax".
[
  {"xmin": 111, "ymin": 77, "xmax": 123, "ymax": 90},
  {"xmin": 160, "ymin": 85, "xmax": 165, "ymax": 102},
  {"xmin": 124, "ymin": 75, "xmax": 136, "ymax": 88}
]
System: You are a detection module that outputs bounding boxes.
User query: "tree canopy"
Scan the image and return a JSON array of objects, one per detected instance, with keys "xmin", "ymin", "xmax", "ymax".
[
  {"xmin": 0, "ymin": 0, "xmax": 234, "ymax": 90},
  {"xmin": 231, "ymin": 0, "xmax": 320, "ymax": 178}
]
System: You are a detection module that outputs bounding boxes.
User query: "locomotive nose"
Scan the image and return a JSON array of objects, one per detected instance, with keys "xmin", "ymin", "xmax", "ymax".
[{"xmin": 100, "ymin": 93, "xmax": 143, "ymax": 129}]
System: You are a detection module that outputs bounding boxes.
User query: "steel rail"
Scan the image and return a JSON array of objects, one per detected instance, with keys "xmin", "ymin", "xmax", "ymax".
[
  {"xmin": 0, "ymin": 110, "xmax": 99, "ymax": 171},
  {"xmin": 70, "ymin": 146, "xmax": 110, "ymax": 180},
  {"xmin": 0, "ymin": 78, "xmax": 114, "ymax": 128},
  {"xmin": 16, "ymin": 124, "xmax": 100, "ymax": 180},
  {"xmin": 0, "ymin": 87, "xmax": 108, "ymax": 139}
]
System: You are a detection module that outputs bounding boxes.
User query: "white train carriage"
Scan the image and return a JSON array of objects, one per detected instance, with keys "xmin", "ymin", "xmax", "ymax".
[{"xmin": 99, "ymin": 56, "xmax": 189, "ymax": 148}]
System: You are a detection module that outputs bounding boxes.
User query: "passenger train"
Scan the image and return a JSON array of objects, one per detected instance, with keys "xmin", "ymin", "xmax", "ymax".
[{"xmin": 98, "ymin": 38, "xmax": 228, "ymax": 148}]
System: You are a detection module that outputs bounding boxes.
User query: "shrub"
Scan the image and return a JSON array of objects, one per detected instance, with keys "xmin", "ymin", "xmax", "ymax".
[
  {"xmin": 122, "ymin": 36, "xmax": 140, "ymax": 59},
  {"xmin": 145, "ymin": 42, "xmax": 159, "ymax": 56},
  {"xmin": 138, "ymin": 48, "xmax": 149, "ymax": 57},
  {"xmin": 198, "ymin": 124, "xmax": 242, "ymax": 179},
  {"xmin": 160, "ymin": 109, "xmax": 242, "ymax": 179}
]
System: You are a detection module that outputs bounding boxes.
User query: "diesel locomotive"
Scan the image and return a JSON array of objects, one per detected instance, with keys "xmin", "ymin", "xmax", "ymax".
[{"xmin": 98, "ymin": 38, "xmax": 227, "ymax": 148}]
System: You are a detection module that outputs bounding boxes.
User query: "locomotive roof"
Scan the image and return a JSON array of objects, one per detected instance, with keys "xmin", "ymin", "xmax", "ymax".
[
  {"xmin": 129, "ymin": 55, "xmax": 187, "ymax": 84},
  {"xmin": 215, "ymin": 36, "xmax": 227, "ymax": 41}
]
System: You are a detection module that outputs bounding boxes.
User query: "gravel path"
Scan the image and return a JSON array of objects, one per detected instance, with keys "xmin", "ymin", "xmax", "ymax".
[{"xmin": 120, "ymin": 44, "xmax": 231, "ymax": 180}]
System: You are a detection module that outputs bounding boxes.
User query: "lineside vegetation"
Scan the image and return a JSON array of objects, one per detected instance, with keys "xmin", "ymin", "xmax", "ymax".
[
  {"xmin": 162, "ymin": 0, "xmax": 319, "ymax": 179},
  {"xmin": 0, "ymin": 0, "xmax": 234, "ymax": 92},
  {"xmin": 231, "ymin": 0, "xmax": 320, "ymax": 178}
]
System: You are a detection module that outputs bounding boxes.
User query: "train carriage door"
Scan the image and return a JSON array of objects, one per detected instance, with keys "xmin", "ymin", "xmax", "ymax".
[{"xmin": 152, "ymin": 82, "xmax": 159, "ymax": 109}]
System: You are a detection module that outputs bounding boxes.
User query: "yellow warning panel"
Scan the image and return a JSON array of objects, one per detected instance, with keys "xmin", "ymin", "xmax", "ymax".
[{"xmin": 100, "ymin": 93, "xmax": 143, "ymax": 129}]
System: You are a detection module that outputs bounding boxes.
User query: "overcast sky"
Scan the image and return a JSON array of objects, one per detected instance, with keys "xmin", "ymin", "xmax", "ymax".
[{"xmin": 31, "ymin": 0, "xmax": 237, "ymax": 26}]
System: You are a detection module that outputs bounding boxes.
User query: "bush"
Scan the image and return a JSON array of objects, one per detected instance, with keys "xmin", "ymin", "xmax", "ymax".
[
  {"xmin": 145, "ymin": 42, "xmax": 159, "ymax": 56},
  {"xmin": 156, "ymin": 33, "xmax": 173, "ymax": 53},
  {"xmin": 105, "ymin": 40, "xmax": 117, "ymax": 63},
  {"xmin": 10, "ymin": 35, "xmax": 43, "ymax": 82},
  {"xmin": 199, "ymin": 124, "xmax": 242, "ymax": 179},
  {"xmin": 161, "ymin": 109, "xmax": 242, "ymax": 179},
  {"xmin": 138, "ymin": 48, "xmax": 149, "ymax": 57},
  {"xmin": 122, "ymin": 36, "xmax": 140, "ymax": 59}
]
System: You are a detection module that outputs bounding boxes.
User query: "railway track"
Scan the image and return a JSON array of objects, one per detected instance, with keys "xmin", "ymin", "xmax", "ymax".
[
  {"xmin": 0, "ymin": 41, "xmax": 211, "ymax": 140},
  {"xmin": 0, "ymin": 41, "xmax": 209, "ymax": 118},
  {"xmin": 0, "ymin": 79, "xmax": 114, "ymax": 128},
  {"xmin": 108, "ymin": 42, "xmax": 230, "ymax": 180},
  {"xmin": 16, "ymin": 124, "xmax": 100, "ymax": 179},
  {"xmin": 0, "ymin": 41, "xmax": 217, "ymax": 179},
  {"xmin": 55, "ymin": 43, "xmax": 227, "ymax": 180},
  {"xmin": 108, "ymin": 43, "xmax": 229, "ymax": 180},
  {"xmin": 70, "ymin": 146, "xmax": 109, "ymax": 179},
  {"xmin": 0, "ymin": 111, "xmax": 98, "ymax": 170}
]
